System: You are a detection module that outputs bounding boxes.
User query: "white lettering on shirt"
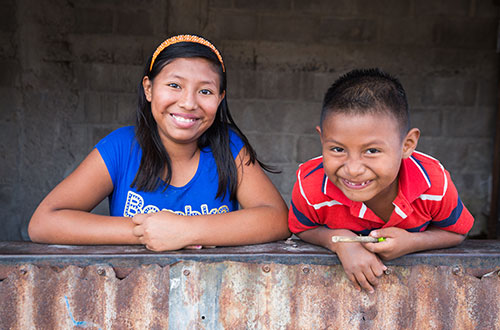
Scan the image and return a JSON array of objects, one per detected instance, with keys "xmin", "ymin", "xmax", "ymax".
[{"xmin": 123, "ymin": 191, "xmax": 230, "ymax": 217}]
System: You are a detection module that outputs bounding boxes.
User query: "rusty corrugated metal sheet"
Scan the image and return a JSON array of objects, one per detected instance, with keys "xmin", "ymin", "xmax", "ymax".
[{"xmin": 1, "ymin": 260, "xmax": 500, "ymax": 329}]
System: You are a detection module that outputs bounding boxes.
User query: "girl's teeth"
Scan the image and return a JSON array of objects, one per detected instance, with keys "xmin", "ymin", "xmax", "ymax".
[{"xmin": 172, "ymin": 115, "xmax": 195, "ymax": 122}]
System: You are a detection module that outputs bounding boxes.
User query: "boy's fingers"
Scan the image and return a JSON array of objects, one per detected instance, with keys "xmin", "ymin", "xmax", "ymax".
[
  {"xmin": 354, "ymin": 272, "xmax": 375, "ymax": 293},
  {"xmin": 346, "ymin": 273, "xmax": 361, "ymax": 292}
]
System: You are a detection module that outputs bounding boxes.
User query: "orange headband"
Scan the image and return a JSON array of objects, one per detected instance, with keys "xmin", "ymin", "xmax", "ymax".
[{"xmin": 149, "ymin": 35, "xmax": 225, "ymax": 72}]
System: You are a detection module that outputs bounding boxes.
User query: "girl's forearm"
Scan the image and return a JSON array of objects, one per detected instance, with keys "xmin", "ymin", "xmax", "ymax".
[
  {"xmin": 184, "ymin": 205, "xmax": 290, "ymax": 246},
  {"xmin": 28, "ymin": 209, "xmax": 140, "ymax": 245}
]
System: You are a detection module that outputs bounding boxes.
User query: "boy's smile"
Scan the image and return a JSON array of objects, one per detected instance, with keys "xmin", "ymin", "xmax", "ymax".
[{"xmin": 317, "ymin": 111, "xmax": 419, "ymax": 218}]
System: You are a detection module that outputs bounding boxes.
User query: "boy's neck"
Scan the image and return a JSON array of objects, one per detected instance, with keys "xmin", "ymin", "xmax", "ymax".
[{"xmin": 364, "ymin": 177, "xmax": 399, "ymax": 222}]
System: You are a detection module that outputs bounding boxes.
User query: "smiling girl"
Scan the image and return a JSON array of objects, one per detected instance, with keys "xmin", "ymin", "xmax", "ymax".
[{"xmin": 28, "ymin": 35, "xmax": 290, "ymax": 250}]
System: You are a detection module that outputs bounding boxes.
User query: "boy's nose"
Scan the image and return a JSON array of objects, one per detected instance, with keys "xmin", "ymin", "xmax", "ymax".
[
  {"xmin": 343, "ymin": 158, "xmax": 366, "ymax": 178},
  {"xmin": 178, "ymin": 90, "xmax": 198, "ymax": 110}
]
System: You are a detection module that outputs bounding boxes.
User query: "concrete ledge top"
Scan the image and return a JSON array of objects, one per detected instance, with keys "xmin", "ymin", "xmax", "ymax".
[{"xmin": 0, "ymin": 239, "xmax": 499, "ymax": 269}]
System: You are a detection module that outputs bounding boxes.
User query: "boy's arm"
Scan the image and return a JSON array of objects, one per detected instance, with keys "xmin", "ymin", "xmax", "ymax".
[
  {"xmin": 363, "ymin": 226, "xmax": 465, "ymax": 260},
  {"xmin": 297, "ymin": 227, "xmax": 387, "ymax": 293}
]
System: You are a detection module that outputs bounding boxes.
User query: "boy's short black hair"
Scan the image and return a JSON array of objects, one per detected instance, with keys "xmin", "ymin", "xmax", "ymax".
[{"xmin": 320, "ymin": 68, "xmax": 410, "ymax": 137}]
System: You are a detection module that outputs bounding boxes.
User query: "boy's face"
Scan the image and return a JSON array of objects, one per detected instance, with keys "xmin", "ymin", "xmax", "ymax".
[{"xmin": 317, "ymin": 111, "xmax": 419, "ymax": 206}]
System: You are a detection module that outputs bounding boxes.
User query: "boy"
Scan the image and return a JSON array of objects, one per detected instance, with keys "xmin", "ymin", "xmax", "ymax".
[{"xmin": 288, "ymin": 69, "xmax": 474, "ymax": 293}]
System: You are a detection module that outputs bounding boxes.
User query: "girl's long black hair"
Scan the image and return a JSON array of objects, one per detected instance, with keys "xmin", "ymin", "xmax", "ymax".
[{"xmin": 131, "ymin": 39, "xmax": 274, "ymax": 201}]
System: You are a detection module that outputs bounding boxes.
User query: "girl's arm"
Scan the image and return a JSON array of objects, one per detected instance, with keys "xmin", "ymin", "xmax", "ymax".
[
  {"xmin": 132, "ymin": 147, "xmax": 291, "ymax": 251},
  {"xmin": 28, "ymin": 148, "xmax": 140, "ymax": 245}
]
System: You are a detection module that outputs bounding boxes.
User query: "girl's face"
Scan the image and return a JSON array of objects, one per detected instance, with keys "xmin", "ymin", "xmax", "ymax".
[{"xmin": 142, "ymin": 57, "xmax": 225, "ymax": 149}]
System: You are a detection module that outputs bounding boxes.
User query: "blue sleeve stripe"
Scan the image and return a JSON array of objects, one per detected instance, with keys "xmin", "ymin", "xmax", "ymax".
[
  {"xmin": 432, "ymin": 196, "xmax": 463, "ymax": 228},
  {"xmin": 407, "ymin": 221, "xmax": 431, "ymax": 232},
  {"xmin": 304, "ymin": 162, "xmax": 324, "ymax": 179},
  {"xmin": 291, "ymin": 201, "xmax": 318, "ymax": 228},
  {"xmin": 411, "ymin": 155, "xmax": 431, "ymax": 185}
]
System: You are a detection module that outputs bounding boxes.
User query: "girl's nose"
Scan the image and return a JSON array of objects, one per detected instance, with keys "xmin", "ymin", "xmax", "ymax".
[{"xmin": 178, "ymin": 90, "xmax": 198, "ymax": 110}]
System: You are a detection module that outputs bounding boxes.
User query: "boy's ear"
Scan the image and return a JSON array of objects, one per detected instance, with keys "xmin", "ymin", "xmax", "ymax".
[
  {"xmin": 315, "ymin": 126, "xmax": 323, "ymax": 143},
  {"xmin": 142, "ymin": 76, "xmax": 152, "ymax": 102},
  {"xmin": 402, "ymin": 128, "xmax": 420, "ymax": 158}
]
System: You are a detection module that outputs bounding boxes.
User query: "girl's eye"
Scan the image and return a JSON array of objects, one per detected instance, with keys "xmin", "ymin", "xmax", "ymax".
[
  {"xmin": 200, "ymin": 89, "xmax": 213, "ymax": 95},
  {"xmin": 168, "ymin": 83, "xmax": 180, "ymax": 89},
  {"xmin": 331, "ymin": 147, "xmax": 344, "ymax": 153},
  {"xmin": 366, "ymin": 148, "xmax": 380, "ymax": 154}
]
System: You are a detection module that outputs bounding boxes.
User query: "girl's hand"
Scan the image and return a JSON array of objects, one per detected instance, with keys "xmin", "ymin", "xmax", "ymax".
[
  {"xmin": 335, "ymin": 242, "xmax": 387, "ymax": 293},
  {"xmin": 363, "ymin": 227, "xmax": 413, "ymax": 260},
  {"xmin": 132, "ymin": 211, "xmax": 192, "ymax": 251}
]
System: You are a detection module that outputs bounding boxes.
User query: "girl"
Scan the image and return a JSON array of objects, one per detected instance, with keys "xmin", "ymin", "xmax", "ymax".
[{"xmin": 28, "ymin": 35, "xmax": 290, "ymax": 251}]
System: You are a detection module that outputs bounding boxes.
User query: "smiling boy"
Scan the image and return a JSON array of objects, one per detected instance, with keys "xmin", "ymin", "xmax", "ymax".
[{"xmin": 288, "ymin": 69, "xmax": 474, "ymax": 293}]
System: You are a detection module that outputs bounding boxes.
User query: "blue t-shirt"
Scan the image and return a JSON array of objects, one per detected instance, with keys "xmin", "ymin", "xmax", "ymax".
[{"xmin": 95, "ymin": 126, "xmax": 244, "ymax": 217}]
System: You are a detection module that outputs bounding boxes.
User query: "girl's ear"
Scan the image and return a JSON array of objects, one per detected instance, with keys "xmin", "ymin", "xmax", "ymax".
[
  {"xmin": 402, "ymin": 128, "xmax": 420, "ymax": 158},
  {"xmin": 142, "ymin": 76, "xmax": 152, "ymax": 102}
]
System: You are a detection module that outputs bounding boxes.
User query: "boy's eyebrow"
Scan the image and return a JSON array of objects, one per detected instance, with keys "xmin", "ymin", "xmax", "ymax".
[{"xmin": 323, "ymin": 138, "xmax": 388, "ymax": 147}]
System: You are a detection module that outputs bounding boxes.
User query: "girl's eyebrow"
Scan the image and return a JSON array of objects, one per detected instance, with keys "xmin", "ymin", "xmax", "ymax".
[{"xmin": 168, "ymin": 74, "xmax": 218, "ymax": 86}]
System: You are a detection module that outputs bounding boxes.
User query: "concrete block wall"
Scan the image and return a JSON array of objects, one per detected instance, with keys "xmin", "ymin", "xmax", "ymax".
[{"xmin": 0, "ymin": 0, "xmax": 498, "ymax": 240}]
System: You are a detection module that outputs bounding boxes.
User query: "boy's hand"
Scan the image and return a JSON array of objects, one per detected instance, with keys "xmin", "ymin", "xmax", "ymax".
[
  {"xmin": 364, "ymin": 226, "xmax": 466, "ymax": 260},
  {"xmin": 363, "ymin": 227, "xmax": 414, "ymax": 260},
  {"xmin": 335, "ymin": 242, "xmax": 387, "ymax": 293}
]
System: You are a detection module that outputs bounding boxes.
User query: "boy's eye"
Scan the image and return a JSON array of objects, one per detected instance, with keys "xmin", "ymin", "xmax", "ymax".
[
  {"xmin": 168, "ymin": 83, "xmax": 180, "ymax": 89},
  {"xmin": 331, "ymin": 147, "xmax": 344, "ymax": 153},
  {"xmin": 199, "ymin": 89, "xmax": 213, "ymax": 95},
  {"xmin": 366, "ymin": 148, "xmax": 380, "ymax": 154}
]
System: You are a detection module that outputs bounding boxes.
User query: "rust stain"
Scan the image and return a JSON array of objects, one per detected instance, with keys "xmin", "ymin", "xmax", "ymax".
[{"xmin": 0, "ymin": 262, "xmax": 499, "ymax": 329}]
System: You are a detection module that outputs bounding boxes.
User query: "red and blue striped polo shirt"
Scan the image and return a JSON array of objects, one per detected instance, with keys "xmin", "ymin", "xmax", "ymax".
[{"xmin": 288, "ymin": 151, "xmax": 474, "ymax": 235}]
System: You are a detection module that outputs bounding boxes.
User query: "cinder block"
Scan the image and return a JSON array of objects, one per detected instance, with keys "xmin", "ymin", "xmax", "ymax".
[
  {"xmin": 293, "ymin": 0, "xmax": 355, "ymax": 16},
  {"xmin": 259, "ymin": 15, "xmax": 319, "ymax": 42},
  {"xmin": 0, "ymin": 32, "xmax": 16, "ymax": 60},
  {"xmin": 415, "ymin": 0, "xmax": 470, "ymax": 16},
  {"xmin": 432, "ymin": 18, "xmax": 497, "ymax": 49},
  {"xmin": 0, "ymin": 123, "xmax": 18, "ymax": 185},
  {"xmin": 463, "ymin": 138, "xmax": 494, "ymax": 172},
  {"xmin": 84, "ymin": 63, "xmax": 143, "ymax": 93},
  {"xmin": 0, "ymin": 3, "xmax": 16, "ymax": 33},
  {"xmin": 443, "ymin": 107, "xmax": 495, "ymax": 138},
  {"xmin": 282, "ymin": 101, "xmax": 321, "ymax": 134},
  {"xmin": 296, "ymin": 135, "xmax": 322, "ymax": 163},
  {"xmin": 319, "ymin": 18, "xmax": 377, "ymax": 44},
  {"xmin": 265, "ymin": 163, "xmax": 300, "ymax": 198},
  {"xmin": 355, "ymin": 0, "xmax": 411, "ymax": 17},
  {"xmin": 0, "ymin": 60, "xmax": 19, "ymax": 86},
  {"xmin": 115, "ymin": 92, "xmax": 137, "ymax": 124},
  {"xmin": 116, "ymin": 10, "xmax": 153, "ymax": 36},
  {"xmin": 208, "ymin": 11, "xmax": 258, "ymax": 40},
  {"xmin": 477, "ymin": 79, "xmax": 498, "ymax": 106},
  {"xmin": 0, "ymin": 87, "xmax": 21, "ymax": 122},
  {"xmin": 75, "ymin": 8, "xmax": 114, "ymax": 34},
  {"xmin": 70, "ymin": 36, "xmax": 114, "ymax": 64},
  {"xmin": 167, "ymin": 0, "xmax": 209, "ymax": 35},
  {"xmin": 474, "ymin": 0, "xmax": 500, "ymax": 18},
  {"xmin": 379, "ymin": 18, "xmax": 433, "ymax": 46},
  {"xmin": 234, "ymin": 0, "xmax": 291, "ymax": 11},
  {"xmin": 246, "ymin": 132, "xmax": 296, "ymax": 163},
  {"xmin": 422, "ymin": 77, "xmax": 477, "ymax": 106},
  {"xmin": 210, "ymin": 0, "xmax": 233, "ymax": 8},
  {"xmin": 226, "ymin": 69, "xmax": 258, "ymax": 99},
  {"xmin": 257, "ymin": 71, "xmax": 301, "ymax": 100},
  {"xmin": 410, "ymin": 108, "xmax": 442, "ymax": 137},
  {"xmin": 429, "ymin": 49, "xmax": 497, "ymax": 78},
  {"xmin": 225, "ymin": 99, "xmax": 279, "ymax": 133}
]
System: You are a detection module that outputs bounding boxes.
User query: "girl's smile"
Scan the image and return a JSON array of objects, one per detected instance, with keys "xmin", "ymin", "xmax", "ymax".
[{"xmin": 142, "ymin": 57, "xmax": 225, "ymax": 149}]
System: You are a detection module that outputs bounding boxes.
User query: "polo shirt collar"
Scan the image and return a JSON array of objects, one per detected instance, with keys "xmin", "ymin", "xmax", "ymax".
[{"xmin": 322, "ymin": 154, "xmax": 431, "ymax": 207}]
